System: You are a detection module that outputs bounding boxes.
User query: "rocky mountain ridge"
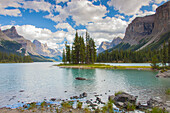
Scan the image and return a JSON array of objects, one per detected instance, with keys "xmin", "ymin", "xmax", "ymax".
[
  {"xmin": 114, "ymin": 1, "xmax": 170, "ymax": 51},
  {"xmin": 0, "ymin": 26, "xmax": 62, "ymax": 61},
  {"xmin": 98, "ymin": 37, "xmax": 122, "ymax": 53}
]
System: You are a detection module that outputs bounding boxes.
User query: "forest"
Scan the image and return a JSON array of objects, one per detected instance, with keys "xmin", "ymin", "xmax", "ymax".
[
  {"xmin": 0, "ymin": 51, "xmax": 33, "ymax": 63},
  {"xmin": 62, "ymin": 31, "xmax": 97, "ymax": 64},
  {"xmin": 97, "ymin": 40, "xmax": 170, "ymax": 65}
]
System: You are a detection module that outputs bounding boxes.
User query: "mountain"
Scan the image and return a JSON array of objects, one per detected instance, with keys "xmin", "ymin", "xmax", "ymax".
[
  {"xmin": 33, "ymin": 39, "xmax": 62, "ymax": 61},
  {"xmin": 98, "ymin": 37, "xmax": 122, "ymax": 53},
  {"xmin": 113, "ymin": 1, "xmax": 170, "ymax": 51},
  {"xmin": 3, "ymin": 26, "xmax": 38, "ymax": 55},
  {"xmin": 1, "ymin": 26, "xmax": 62, "ymax": 61},
  {"xmin": 0, "ymin": 29, "xmax": 13, "ymax": 41}
]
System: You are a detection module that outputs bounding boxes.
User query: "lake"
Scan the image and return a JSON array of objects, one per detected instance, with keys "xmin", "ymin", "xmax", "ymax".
[{"xmin": 0, "ymin": 62, "xmax": 170, "ymax": 108}]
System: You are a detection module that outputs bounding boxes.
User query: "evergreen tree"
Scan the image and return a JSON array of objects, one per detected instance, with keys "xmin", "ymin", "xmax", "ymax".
[
  {"xmin": 62, "ymin": 49, "xmax": 66, "ymax": 64},
  {"xmin": 73, "ymin": 30, "xmax": 80, "ymax": 64},
  {"xmin": 168, "ymin": 39, "xmax": 170, "ymax": 66},
  {"xmin": 162, "ymin": 41, "xmax": 167, "ymax": 67},
  {"xmin": 85, "ymin": 31, "xmax": 90, "ymax": 64},
  {"xmin": 79, "ymin": 36, "xmax": 85, "ymax": 64},
  {"xmin": 151, "ymin": 55, "xmax": 159, "ymax": 69},
  {"xmin": 65, "ymin": 42, "xmax": 71, "ymax": 63}
]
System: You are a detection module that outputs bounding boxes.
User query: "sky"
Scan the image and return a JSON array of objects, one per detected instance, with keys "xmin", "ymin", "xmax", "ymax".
[{"xmin": 0, "ymin": 0, "xmax": 168, "ymax": 50}]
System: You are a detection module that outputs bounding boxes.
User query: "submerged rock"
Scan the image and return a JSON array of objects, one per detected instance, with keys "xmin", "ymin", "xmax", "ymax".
[
  {"xmin": 19, "ymin": 90, "xmax": 24, "ymax": 92},
  {"xmin": 75, "ymin": 77, "xmax": 87, "ymax": 80}
]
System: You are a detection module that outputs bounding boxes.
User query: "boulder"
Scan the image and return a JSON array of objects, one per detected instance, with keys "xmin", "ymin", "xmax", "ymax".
[
  {"xmin": 82, "ymin": 92, "xmax": 87, "ymax": 97},
  {"xmin": 75, "ymin": 77, "xmax": 87, "ymax": 80},
  {"xmin": 108, "ymin": 95, "xmax": 115, "ymax": 102},
  {"xmin": 114, "ymin": 92, "xmax": 137, "ymax": 104},
  {"xmin": 50, "ymin": 98, "xmax": 56, "ymax": 101}
]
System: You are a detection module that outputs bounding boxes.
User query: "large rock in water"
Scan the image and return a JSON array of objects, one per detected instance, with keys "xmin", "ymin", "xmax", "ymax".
[
  {"xmin": 114, "ymin": 92, "xmax": 137, "ymax": 104},
  {"xmin": 75, "ymin": 77, "xmax": 87, "ymax": 80}
]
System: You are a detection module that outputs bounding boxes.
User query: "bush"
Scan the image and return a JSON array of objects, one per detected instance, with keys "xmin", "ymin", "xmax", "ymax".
[
  {"xmin": 149, "ymin": 107, "xmax": 168, "ymax": 113},
  {"xmin": 166, "ymin": 89, "xmax": 170, "ymax": 95},
  {"xmin": 77, "ymin": 101, "xmax": 83, "ymax": 109},
  {"xmin": 115, "ymin": 91, "xmax": 123, "ymax": 96},
  {"xmin": 127, "ymin": 102, "xmax": 136, "ymax": 111},
  {"xmin": 61, "ymin": 101, "xmax": 72, "ymax": 108}
]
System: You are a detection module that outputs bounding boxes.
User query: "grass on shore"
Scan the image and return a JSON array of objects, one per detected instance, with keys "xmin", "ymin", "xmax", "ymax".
[{"xmin": 55, "ymin": 63, "xmax": 151, "ymax": 69}]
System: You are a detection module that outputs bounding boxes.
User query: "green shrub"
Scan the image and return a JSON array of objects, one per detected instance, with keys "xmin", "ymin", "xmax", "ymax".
[
  {"xmin": 166, "ymin": 89, "xmax": 170, "ymax": 95},
  {"xmin": 127, "ymin": 102, "xmax": 136, "ymax": 111},
  {"xmin": 77, "ymin": 101, "xmax": 83, "ymax": 109},
  {"xmin": 61, "ymin": 101, "xmax": 72, "ymax": 108},
  {"xmin": 149, "ymin": 107, "xmax": 168, "ymax": 113},
  {"xmin": 84, "ymin": 107, "xmax": 90, "ymax": 113},
  {"xmin": 115, "ymin": 91, "xmax": 123, "ymax": 96}
]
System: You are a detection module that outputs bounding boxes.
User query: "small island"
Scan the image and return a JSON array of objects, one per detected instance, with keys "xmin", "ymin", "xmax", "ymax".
[{"xmin": 56, "ymin": 63, "xmax": 152, "ymax": 70}]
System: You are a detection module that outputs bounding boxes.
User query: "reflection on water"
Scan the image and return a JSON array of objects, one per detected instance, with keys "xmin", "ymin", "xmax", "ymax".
[{"xmin": 0, "ymin": 62, "xmax": 170, "ymax": 107}]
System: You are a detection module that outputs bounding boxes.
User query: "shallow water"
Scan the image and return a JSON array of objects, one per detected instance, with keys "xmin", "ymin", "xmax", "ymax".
[{"xmin": 0, "ymin": 62, "xmax": 170, "ymax": 108}]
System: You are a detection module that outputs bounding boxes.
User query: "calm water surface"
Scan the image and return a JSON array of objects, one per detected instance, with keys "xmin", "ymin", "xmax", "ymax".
[{"xmin": 0, "ymin": 62, "xmax": 170, "ymax": 108}]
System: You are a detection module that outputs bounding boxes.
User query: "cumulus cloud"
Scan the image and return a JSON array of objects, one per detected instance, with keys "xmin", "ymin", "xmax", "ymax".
[
  {"xmin": 152, "ymin": 4, "xmax": 158, "ymax": 11},
  {"xmin": 0, "ymin": 0, "xmax": 22, "ymax": 16},
  {"xmin": 154, "ymin": 0, "xmax": 167, "ymax": 4},
  {"xmin": 21, "ymin": 0, "xmax": 53, "ymax": 13},
  {"xmin": 45, "ymin": 0, "xmax": 107, "ymax": 25},
  {"xmin": 87, "ymin": 17, "xmax": 127, "ymax": 42},
  {"xmin": 107, "ymin": 0, "xmax": 151, "ymax": 16}
]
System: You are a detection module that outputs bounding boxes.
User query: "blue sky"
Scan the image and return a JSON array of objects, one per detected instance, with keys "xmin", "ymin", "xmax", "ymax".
[{"xmin": 0, "ymin": 0, "xmax": 168, "ymax": 50}]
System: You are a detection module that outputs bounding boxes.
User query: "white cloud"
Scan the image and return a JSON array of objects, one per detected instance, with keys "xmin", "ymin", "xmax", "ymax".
[
  {"xmin": 152, "ymin": 4, "xmax": 158, "ymax": 11},
  {"xmin": 54, "ymin": 23, "xmax": 75, "ymax": 33},
  {"xmin": 0, "ymin": 0, "xmax": 22, "ymax": 16},
  {"xmin": 87, "ymin": 17, "xmax": 127, "ymax": 42},
  {"xmin": 56, "ymin": 0, "xmax": 69, "ymax": 4},
  {"xmin": 115, "ymin": 14, "xmax": 125, "ymax": 19},
  {"xmin": 107, "ymin": 0, "xmax": 151, "ymax": 16},
  {"xmin": 21, "ymin": 0, "xmax": 53, "ymax": 13},
  {"xmin": 45, "ymin": 0, "xmax": 107, "ymax": 25},
  {"xmin": 0, "ymin": 9, "xmax": 21, "ymax": 17},
  {"xmin": 154, "ymin": 0, "xmax": 167, "ymax": 4}
]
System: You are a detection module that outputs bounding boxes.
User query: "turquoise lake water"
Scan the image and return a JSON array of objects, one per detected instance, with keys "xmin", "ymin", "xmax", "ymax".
[{"xmin": 0, "ymin": 62, "xmax": 170, "ymax": 108}]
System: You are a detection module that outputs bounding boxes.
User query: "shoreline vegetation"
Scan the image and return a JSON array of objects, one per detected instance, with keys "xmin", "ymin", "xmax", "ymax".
[
  {"xmin": 0, "ymin": 91, "xmax": 169, "ymax": 113},
  {"xmin": 55, "ymin": 63, "xmax": 152, "ymax": 70}
]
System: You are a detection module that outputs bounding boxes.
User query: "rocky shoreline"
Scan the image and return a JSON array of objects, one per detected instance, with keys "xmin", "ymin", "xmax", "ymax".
[
  {"xmin": 1, "ymin": 91, "xmax": 169, "ymax": 113},
  {"xmin": 156, "ymin": 70, "xmax": 170, "ymax": 78}
]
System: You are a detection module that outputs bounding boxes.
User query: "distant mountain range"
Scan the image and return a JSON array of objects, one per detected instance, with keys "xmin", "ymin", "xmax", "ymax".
[
  {"xmin": 100, "ymin": 1, "xmax": 170, "ymax": 53},
  {"xmin": 0, "ymin": 26, "xmax": 62, "ymax": 62},
  {"xmin": 97, "ymin": 37, "xmax": 122, "ymax": 54}
]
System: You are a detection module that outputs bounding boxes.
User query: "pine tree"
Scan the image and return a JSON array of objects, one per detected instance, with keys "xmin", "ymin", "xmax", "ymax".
[
  {"xmin": 62, "ymin": 49, "xmax": 66, "ymax": 64},
  {"xmin": 65, "ymin": 42, "xmax": 71, "ymax": 63},
  {"xmin": 79, "ymin": 36, "xmax": 85, "ymax": 64},
  {"xmin": 151, "ymin": 55, "xmax": 159, "ymax": 69},
  {"xmin": 168, "ymin": 39, "xmax": 170, "ymax": 66},
  {"xmin": 162, "ymin": 41, "xmax": 167, "ymax": 67},
  {"xmin": 85, "ymin": 31, "xmax": 90, "ymax": 64},
  {"xmin": 73, "ymin": 30, "xmax": 80, "ymax": 64}
]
